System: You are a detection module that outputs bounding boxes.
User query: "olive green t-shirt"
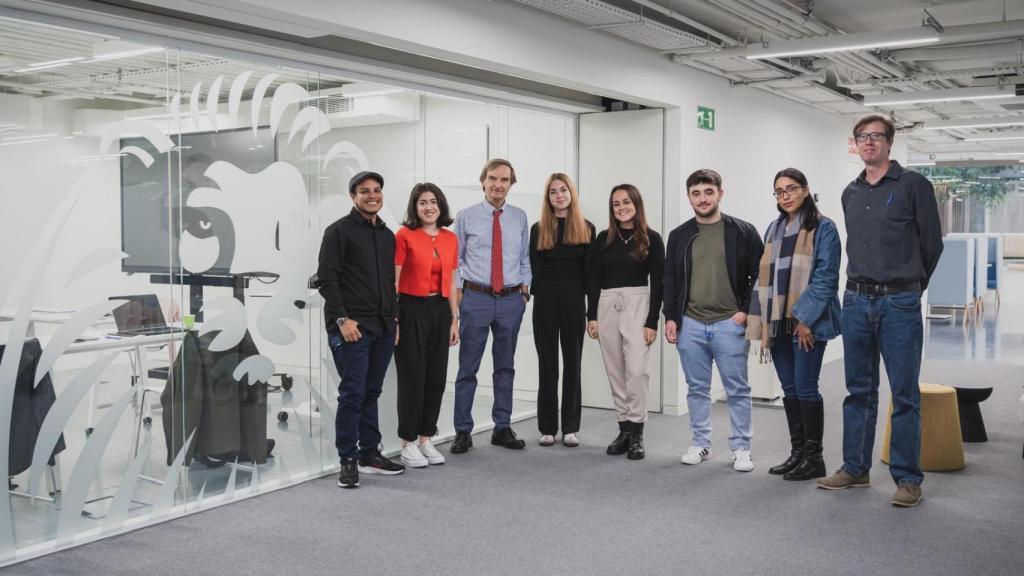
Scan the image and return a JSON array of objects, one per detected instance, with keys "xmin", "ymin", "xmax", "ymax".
[{"xmin": 684, "ymin": 219, "xmax": 738, "ymax": 323}]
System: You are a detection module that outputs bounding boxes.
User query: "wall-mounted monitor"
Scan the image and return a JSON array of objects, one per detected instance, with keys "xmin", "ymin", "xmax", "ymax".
[{"xmin": 119, "ymin": 126, "xmax": 276, "ymax": 275}]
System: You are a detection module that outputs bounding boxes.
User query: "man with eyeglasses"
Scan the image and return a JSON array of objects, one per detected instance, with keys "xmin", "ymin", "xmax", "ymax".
[{"xmin": 817, "ymin": 115, "xmax": 943, "ymax": 508}]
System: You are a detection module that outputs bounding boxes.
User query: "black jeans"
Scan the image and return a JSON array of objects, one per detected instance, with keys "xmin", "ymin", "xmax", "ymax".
[
  {"xmin": 532, "ymin": 281, "xmax": 585, "ymax": 435},
  {"xmin": 329, "ymin": 326, "xmax": 395, "ymax": 460},
  {"xmin": 394, "ymin": 295, "xmax": 451, "ymax": 442}
]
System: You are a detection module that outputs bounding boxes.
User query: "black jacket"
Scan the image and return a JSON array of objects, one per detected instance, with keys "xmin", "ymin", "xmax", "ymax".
[
  {"xmin": 316, "ymin": 209, "xmax": 397, "ymax": 335},
  {"xmin": 662, "ymin": 214, "xmax": 764, "ymax": 324}
]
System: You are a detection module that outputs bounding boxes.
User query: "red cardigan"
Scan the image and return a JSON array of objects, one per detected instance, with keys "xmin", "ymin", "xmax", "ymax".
[{"xmin": 395, "ymin": 226, "xmax": 458, "ymax": 297}]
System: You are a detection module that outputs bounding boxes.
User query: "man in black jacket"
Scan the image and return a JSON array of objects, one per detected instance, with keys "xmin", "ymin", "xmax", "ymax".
[
  {"xmin": 663, "ymin": 169, "xmax": 764, "ymax": 472},
  {"xmin": 317, "ymin": 171, "xmax": 405, "ymax": 489}
]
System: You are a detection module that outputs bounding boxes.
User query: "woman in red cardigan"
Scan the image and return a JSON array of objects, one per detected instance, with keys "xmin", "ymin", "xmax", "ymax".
[{"xmin": 394, "ymin": 182, "xmax": 460, "ymax": 468}]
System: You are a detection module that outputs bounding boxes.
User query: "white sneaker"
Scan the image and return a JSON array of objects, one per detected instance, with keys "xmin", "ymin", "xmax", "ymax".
[
  {"xmin": 562, "ymin": 433, "xmax": 579, "ymax": 447},
  {"xmin": 400, "ymin": 443, "xmax": 428, "ymax": 468},
  {"xmin": 418, "ymin": 439, "xmax": 446, "ymax": 465},
  {"xmin": 539, "ymin": 434, "xmax": 556, "ymax": 446},
  {"xmin": 681, "ymin": 446, "xmax": 712, "ymax": 465},
  {"xmin": 733, "ymin": 449, "xmax": 754, "ymax": 472}
]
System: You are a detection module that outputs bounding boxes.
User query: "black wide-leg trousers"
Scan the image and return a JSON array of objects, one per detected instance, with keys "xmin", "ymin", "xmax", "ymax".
[
  {"xmin": 395, "ymin": 295, "xmax": 451, "ymax": 442},
  {"xmin": 532, "ymin": 283, "xmax": 585, "ymax": 435}
]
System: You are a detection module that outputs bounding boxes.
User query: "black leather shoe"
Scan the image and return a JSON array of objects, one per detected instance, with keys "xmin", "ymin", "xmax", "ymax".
[
  {"xmin": 450, "ymin": 431, "xmax": 473, "ymax": 454},
  {"xmin": 357, "ymin": 449, "xmax": 405, "ymax": 475},
  {"xmin": 769, "ymin": 397, "xmax": 804, "ymax": 475},
  {"xmin": 491, "ymin": 427, "xmax": 526, "ymax": 449},
  {"xmin": 338, "ymin": 458, "xmax": 359, "ymax": 488},
  {"xmin": 606, "ymin": 421, "xmax": 630, "ymax": 456}
]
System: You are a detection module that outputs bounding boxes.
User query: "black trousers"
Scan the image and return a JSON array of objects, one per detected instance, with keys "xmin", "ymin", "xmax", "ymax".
[
  {"xmin": 395, "ymin": 295, "xmax": 451, "ymax": 442},
  {"xmin": 532, "ymin": 281, "xmax": 585, "ymax": 435}
]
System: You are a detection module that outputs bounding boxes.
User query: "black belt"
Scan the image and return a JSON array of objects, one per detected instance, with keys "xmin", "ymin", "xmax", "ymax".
[
  {"xmin": 846, "ymin": 280, "xmax": 920, "ymax": 296},
  {"xmin": 463, "ymin": 281, "xmax": 521, "ymax": 297}
]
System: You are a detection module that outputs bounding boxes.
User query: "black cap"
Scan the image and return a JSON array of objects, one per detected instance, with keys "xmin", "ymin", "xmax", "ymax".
[{"xmin": 349, "ymin": 171, "xmax": 384, "ymax": 194}]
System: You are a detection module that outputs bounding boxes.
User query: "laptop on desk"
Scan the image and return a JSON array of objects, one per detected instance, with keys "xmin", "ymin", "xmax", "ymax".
[{"xmin": 109, "ymin": 294, "xmax": 176, "ymax": 336}]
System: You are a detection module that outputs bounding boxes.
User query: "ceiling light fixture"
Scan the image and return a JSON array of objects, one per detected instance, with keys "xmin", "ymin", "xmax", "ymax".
[
  {"xmin": 1, "ymin": 133, "xmax": 57, "ymax": 141},
  {"xmin": 924, "ymin": 117, "xmax": 1024, "ymax": 130},
  {"xmin": 864, "ymin": 86, "xmax": 1016, "ymax": 107},
  {"xmin": 14, "ymin": 61, "xmax": 73, "ymax": 73},
  {"xmin": 27, "ymin": 56, "xmax": 83, "ymax": 67},
  {"xmin": 744, "ymin": 29, "xmax": 939, "ymax": 60},
  {"xmin": 964, "ymin": 132, "xmax": 1024, "ymax": 142}
]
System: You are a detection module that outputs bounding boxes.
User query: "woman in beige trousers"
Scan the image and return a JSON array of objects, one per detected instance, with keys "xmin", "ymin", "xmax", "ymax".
[{"xmin": 586, "ymin": 184, "xmax": 664, "ymax": 461}]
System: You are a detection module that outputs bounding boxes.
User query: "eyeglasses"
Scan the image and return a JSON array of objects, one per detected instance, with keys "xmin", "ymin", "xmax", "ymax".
[
  {"xmin": 854, "ymin": 132, "xmax": 887, "ymax": 143},
  {"xmin": 773, "ymin": 183, "xmax": 804, "ymax": 199}
]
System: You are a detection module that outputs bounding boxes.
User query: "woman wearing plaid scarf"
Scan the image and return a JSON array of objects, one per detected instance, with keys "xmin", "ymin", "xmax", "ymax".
[{"xmin": 746, "ymin": 168, "xmax": 842, "ymax": 481}]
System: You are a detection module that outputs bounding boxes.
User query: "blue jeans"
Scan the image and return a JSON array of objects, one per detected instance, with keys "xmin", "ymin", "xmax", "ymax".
[
  {"xmin": 770, "ymin": 336, "xmax": 827, "ymax": 402},
  {"xmin": 677, "ymin": 317, "xmax": 752, "ymax": 451},
  {"xmin": 328, "ymin": 327, "xmax": 395, "ymax": 460},
  {"xmin": 454, "ymin": 290, "xmax": 526, "ymax": 433},
  {"xmin": 840, "ymin": 290, "xmax": 923, "ymax": 486}
]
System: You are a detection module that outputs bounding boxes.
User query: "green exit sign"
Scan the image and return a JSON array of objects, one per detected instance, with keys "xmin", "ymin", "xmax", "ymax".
[{"xmin": 697, "ymin": 106, "xmax": 715, "ymax": 131}]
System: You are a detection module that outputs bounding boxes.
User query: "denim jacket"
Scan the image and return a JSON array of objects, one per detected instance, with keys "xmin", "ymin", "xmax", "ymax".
[{"xmin": 791, "ymin": 217, "xmax": 842, "ymax": 341}]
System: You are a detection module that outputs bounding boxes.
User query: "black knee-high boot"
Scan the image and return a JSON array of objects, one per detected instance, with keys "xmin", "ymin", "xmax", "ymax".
[
  {"xmin": 627, "ymin": 422, "xmax": 645, "ymax": 460},
  {"xmin": 785, "ymin": 400, "xmax": 826, "ymax": 481},
  {"xmin": 769, "ymin": 397, "xmax": 804, "ymax": 475}
]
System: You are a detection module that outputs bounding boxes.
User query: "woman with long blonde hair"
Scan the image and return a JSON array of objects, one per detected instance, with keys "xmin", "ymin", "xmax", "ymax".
[{"xmin": 530, "ymin": 173, "xmax": 594, "ymax": 447}]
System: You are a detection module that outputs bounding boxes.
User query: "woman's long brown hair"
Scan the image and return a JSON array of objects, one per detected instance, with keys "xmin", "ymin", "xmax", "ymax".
[
  {"xmin": 605, "ymin": 184, "xmax": 650, "ymax": 261},
  {"xmin": 536, "ymin": 173, "xmax": 592, "ymax": 250}
]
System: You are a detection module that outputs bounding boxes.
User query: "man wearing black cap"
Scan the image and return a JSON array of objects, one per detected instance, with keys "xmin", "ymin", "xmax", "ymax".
[{"xmin": 317, "ymin": 170, "xmax": 405, "ymax": 489}]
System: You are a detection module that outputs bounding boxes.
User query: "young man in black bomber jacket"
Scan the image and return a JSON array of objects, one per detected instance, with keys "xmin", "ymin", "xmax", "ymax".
[{"xmin": 663, "ymin": 169, "xmax": 764, "ymax": 472}]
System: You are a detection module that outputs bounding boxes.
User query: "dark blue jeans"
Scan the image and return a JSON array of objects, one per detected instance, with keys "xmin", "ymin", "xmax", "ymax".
[
  {"xmin": 328, "ymin": 327, "xmax": 395, "ymax": 460},
  {"xmin": 454, "ymin": 289, "xmax": 526, "ymax": 433},
  {"xmin": 840, "ymin": 289, "xmax": 923, "ymax": 486},
  {"xmin": 770, "ymin": 336, "xmax": 827, "ymax": 402}
]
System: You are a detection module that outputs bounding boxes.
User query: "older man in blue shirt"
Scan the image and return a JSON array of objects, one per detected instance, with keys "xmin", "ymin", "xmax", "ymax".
[{"xmin": 450, "ymin": 158, "xmax": 532, "ymax": 453}]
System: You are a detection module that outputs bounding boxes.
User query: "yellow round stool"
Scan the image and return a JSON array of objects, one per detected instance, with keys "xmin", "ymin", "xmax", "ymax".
[{"xmin": 881, "ymin": 383, "xmax": 965, "ymax": 472}]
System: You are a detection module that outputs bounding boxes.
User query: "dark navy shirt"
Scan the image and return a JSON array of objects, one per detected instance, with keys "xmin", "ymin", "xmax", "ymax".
[{"xmin": 841, "ymin": 160, "xmax": 943, "ymax": 289}]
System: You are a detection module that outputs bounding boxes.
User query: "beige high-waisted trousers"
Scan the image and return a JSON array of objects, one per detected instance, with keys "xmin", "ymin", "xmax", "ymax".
[{"xmin": 597, "ymin": 286, "xmax": 650, "ymax": 423}]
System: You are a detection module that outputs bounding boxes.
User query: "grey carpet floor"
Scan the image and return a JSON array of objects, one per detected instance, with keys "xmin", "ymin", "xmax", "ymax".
[{"xmin": 4, "ymin": 359, "xmax": 1023, "ymax": 576}]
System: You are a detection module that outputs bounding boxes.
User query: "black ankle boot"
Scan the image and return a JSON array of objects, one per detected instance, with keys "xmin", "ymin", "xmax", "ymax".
[
  {"xmin": 627, "ymin": 422, "xmax": 645, "ymax": 460},
  {"xmin": 769, "ymin": 397, "xmax": 804, "ymax": 475},
  {"xmin": 785, "ymin": 400, "xmax": 826, "ymax": 481},
  {"xmin": 606, "ymin": 421, "xmax": 630, "ymax": 455}
]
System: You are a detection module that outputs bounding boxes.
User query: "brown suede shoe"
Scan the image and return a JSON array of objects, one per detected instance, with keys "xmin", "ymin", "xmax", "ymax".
[
  {"xmin": 891, "ymin": 484, "xmax": 923, "ymax": 507},
  {"xmin": 816, "ymin": 469, "xmax": 870, "ymax": 490}
]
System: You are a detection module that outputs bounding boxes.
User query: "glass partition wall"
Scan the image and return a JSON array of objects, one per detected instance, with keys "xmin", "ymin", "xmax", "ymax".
[{"xmin": 0, "ymin": 15, "xmax": 574, "ymax": 564}]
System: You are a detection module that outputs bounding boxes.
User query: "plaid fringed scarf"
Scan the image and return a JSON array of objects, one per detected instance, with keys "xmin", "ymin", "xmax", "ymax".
[{"xmin": 745, "ymin": 213, "xmax": 815, "ymax": 360}]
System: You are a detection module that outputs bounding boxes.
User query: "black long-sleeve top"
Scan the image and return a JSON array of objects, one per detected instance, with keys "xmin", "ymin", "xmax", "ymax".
[
  {"xmin": 586, "ymin": 228, "xmax": 665, "ymax": 329},
  {"xmin": 316, "ymin": 208, "xmax": 397, "ymax": 335},
  {"xmin": 841, "ymin": 161, "xmax": 943, "ymax": 289},
  {"xmin": 529, "ymin": 218, "xmax": 595, "ymax": 294}
]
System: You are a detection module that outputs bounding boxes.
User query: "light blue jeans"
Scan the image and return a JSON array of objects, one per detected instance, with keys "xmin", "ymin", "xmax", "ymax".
[{"xmin": 678, "ymin": 316, "xmax": 752, "ymax": 451}]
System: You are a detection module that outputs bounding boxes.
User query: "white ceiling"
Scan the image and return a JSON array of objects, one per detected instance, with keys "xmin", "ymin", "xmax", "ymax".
[{"xmin": 510, "ymin": 0, "xmax": 1024, "ymax": 162}]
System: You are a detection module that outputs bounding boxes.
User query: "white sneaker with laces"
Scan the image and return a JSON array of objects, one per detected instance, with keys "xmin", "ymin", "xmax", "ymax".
[
  {"xmin": 539, "ymin": 434, "xmax": 555, "ymax": 446},
  {"xmin": 418, "ymin": 439, "xmax": 446, "ymax": 465},
  {"xmin": 562, "ymin": 433, "xmax": 579, "ymax": 447},
  {"xmin": 400, "ymin": 442, "xmax": 428, "ymax": 468},
  {"xmin": 733, "ymin": 448, "xmax": 754, "ymax": 472},
  {"xmin": 681, "ymin": 446, "xmax": 712, "ymax": 465}
]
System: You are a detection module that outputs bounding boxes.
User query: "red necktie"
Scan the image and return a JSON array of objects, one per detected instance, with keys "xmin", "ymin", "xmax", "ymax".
[{"xmin": 491, "ymin": 209, "xmax": 504, "ymax": 292}]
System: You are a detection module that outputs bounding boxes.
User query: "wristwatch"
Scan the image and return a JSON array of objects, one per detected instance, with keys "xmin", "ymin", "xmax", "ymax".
[{"xmin": 336, "ymin": 317, "xmax": 348, "ymax": 328}]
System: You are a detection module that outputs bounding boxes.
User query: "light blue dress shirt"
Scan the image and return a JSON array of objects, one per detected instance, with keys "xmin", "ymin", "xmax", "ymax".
[{"xmin": 455, "ymin": 200, "xmax": 531, "ymax": 289}]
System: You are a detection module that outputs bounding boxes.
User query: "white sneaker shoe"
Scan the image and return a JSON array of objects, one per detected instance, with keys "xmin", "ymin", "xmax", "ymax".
[
  {"xmin": 681, "ymin": 446, "xmax": 712, "ymax": 465},
  {"xmin": 562, "ymin": 433, "xmax": 579, "ymax": 447},
  {"xmin": 539, "ymin": 434, "xmax": 555, "ymax": 446},
  {"xmin": 400, "ymin": 443, "xmax": 428, "ymax": 468},
  {"xmin": 418, "ymin": 439, "xmax": 446, "ymax": 465},
  {"xmin": 733, "ymin": 449, "xmax": 754, "ymax": 472}
]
